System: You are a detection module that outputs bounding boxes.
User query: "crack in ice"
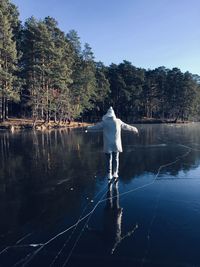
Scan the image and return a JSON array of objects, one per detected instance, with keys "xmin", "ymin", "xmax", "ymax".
[
  {"xmin": 140, "ymin": 145, "xmax": 192, "ymax": 266},
  {"xmin": 49, "ymin": 182, "xmax": 109, "ymax": 266}
]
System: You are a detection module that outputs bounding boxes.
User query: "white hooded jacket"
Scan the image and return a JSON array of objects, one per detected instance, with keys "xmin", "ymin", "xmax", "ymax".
[{"xmin": 87, "ymin": 107, "xmax": 138, "ymax": 153}]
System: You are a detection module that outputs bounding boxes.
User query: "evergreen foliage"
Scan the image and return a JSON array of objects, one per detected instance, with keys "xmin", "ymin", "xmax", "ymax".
[{"xmin": 0, "ymin": 0, "xmax": 20, "ymax": 121}]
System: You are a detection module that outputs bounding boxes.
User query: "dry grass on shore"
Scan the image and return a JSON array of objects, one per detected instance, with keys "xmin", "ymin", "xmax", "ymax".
[{"xmin": 0, "ymin": 118, "xmax": 90, "ymax": 131}]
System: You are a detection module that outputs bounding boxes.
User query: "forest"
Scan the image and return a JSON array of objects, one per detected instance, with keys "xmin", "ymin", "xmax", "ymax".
[{"xmin": 1, "ymin": 0, "xmax": 200, "ymax": 124}]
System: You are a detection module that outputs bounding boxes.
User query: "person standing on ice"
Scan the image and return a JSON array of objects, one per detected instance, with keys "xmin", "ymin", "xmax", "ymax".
[{"xmin": 86, "ymin": 107, "xmax": 139, "ymax": 179}]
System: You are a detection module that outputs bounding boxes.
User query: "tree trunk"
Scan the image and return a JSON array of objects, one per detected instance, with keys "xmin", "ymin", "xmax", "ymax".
[
  {"xmin": 46, "ymin": 83, "xmax": 49, "ymax": 123},
  {"xmin": 0, "ymin": 97, "xmax": 3, "ymax": 122},
  {"xmin": 5, "ymin": 98, "xmax": 8, "ymax": 120},
  {"xmin": 2, "ymin": 96, "xmax": 6, "ymax": 121}
]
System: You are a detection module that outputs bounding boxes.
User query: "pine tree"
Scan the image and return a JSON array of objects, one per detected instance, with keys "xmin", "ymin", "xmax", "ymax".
[
  {"xmin": 0, "ymin": 0, "xmax": 20, "ymax": 121},
  {"xmin": 44, "ymin": 17, "xmax": 74, "ymax": 122},
  {"xmin": 93, "ymin": 61, "xmax": 110, "ymax": 117},
  {"xmin": 67, "ymin": 38, "xmax": 98, "ymax": 119},
  {"xmin": 80, "ymin": 43, "xmax": 97, "ymax": 113},
  {"xmin": 66, "ymin": 30, "xmax": 81, "ymax": 56}
]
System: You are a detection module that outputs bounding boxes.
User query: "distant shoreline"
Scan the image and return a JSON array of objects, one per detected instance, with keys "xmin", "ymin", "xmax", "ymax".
[{"xmin": 132, "ymin": 118, "xmax": 191, "ymax": 124}]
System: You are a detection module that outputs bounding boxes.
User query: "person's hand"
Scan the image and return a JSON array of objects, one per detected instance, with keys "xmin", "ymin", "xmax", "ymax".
[{"xmin": 134, "ymin": 128, "xmax": 139, "ymax": 136}]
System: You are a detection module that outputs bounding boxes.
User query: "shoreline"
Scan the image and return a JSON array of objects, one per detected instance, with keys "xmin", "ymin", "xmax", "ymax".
[
  {"xmin": 0, "ymin": 118, "xmax": 90, "ymax": 132},
  {"xmin": 0, "ymin": 118, "xmax": 193, "ymax": 132},
  {"xmin": 132, "ymin": 118, "xmax": 191, "ymax": 124}
]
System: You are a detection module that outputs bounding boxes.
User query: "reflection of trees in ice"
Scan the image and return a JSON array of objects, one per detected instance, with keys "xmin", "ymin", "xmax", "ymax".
[{"xmin": 0, "ymin": 128, "xmax": 103, "ymax": 185}]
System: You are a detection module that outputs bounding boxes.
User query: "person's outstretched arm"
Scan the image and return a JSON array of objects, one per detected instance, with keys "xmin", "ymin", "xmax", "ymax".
[
  {"xmin": 120, "ymin": 120, "xmax": 139, "ymax": 134},
  {"xmin": 86, "ymin": 121, "xmax": 103, "ymax": 132}
]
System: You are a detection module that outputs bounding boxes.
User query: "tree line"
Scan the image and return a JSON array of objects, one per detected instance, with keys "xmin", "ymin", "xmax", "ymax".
[{"xmin": 1, "ymin": 0, "xmax": 200, "ymax": 123}]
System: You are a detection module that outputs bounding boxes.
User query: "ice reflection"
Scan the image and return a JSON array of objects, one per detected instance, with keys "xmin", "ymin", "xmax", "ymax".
[
  {"xmin": 88, "ymin": 180, "xmax": 138, "ymax": 255},
  {"xmin": 103, "ymin": 181, "xmax": 123, "ymax": 253}
]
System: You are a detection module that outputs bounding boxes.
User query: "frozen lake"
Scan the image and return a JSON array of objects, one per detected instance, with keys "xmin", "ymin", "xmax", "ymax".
[{"xmin": 1, "ymin": 123, "xmax": 200, "ymax": 266}]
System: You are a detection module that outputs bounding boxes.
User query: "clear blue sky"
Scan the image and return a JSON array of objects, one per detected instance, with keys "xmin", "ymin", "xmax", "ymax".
[{"xmin": 12, "ymin": 0, "xmax": 200, "ymax": 75}]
